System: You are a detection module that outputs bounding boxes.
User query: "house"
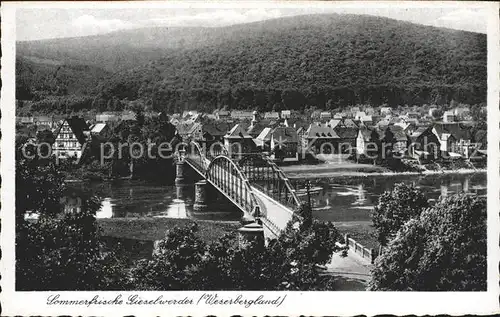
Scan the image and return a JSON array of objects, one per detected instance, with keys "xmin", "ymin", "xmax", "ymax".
[
  {"xmin": 269, "ymin": 126, "xmax": 299, "ymax": 162},
  {"xmin": 34, "ymin": 116, "xmax": 55, "ymax": 129},
  {"xmin": 255, "ymin": 127, "xmax": 273, "ymax": 151},
  {"xmin": 343, "ymin": 119, "xmax": 358, "ymax": 128},
  {"xmin": 354, "ymin": 111, "xmax": 367, "ymax": 121},
  {"xmin": 224, "ymin": 123, "xmax": 255, "ymax": 157},
  {"xmin": 360, "ymin": 115, "xmax": 373, "ymax": 125},
  {"xmin": 380, "ymin": 107, "xmax": 392, "ymax": 115},
  {"xmin": 53, "ymin": 117, "xmax": 90, "ymax": 159},
  {"xmin": 188, "ymin": 121, "xmax": 231, "ymax": 146},
  {"xmin": 406, "ymin": 112, "xmax": 419, "ymax": 119},
  {"xmin": 319, "ymin": 112, "xmax": 332, "ymax": 120},
  {"xmin": 121, "ymin": 110, "xmax": 136, "ymax": 121},
  {"xmin": 310, "ymin": 110, "xmax": 321, "ymax": 120},
  {"xmin": 264, "ymin": 111, "xmax": 280, "ymax": 120},
  {"xmin": 303, "ymin": 123, "xmax": 340, "ymax": 154},
  {"xmin": 334, "ymin": 126, "xmax": 358, "ymax": 153},
  {"xmin": 230, "ymin": 110, "xmax": 254, "ymax": 120},
  {"xmin": 90, "ymin": 123, "xmax": 111, "ymax": 139},
  {"xmin": 175, "ymin": 122, "xmax": 195, "ymax": 141},
  {"xmin": 214, "ymin": 110, "xmax": 230, "ymax": 120},
  {"xmin": 96, "ymin": 112, "xmax": 120, "ymax": 123},
  {"xmin": 443, "ymin": 111, "xmax": 455, "ymax": 123},
  {"xmin": 247, "ymin": 111, "xmax": 276, "ymax": 138},
  {"xmin": 281, "ymin": 110, "xmax": 292, "ymax": 119},
  {"xmin": 328, "ymin": 119, "xmax": 342, "ymax": 129},
  {"xmin": 17, "ymin": 116, "xmax": 35, "ymax": 125},
  {"xmin": 395, "ymin": 122, "xmax": 416, "ymax": 135},
  {"xmin": 454, "ymin": 107, "xmax": 471, "ymax": 119},
  {"xmin": 432, "ymin": 122, "xmax": 473, "ymax": 157},
  {"xmin": 356, "ymin": 127, "xmax": 380, "ymax": 157},
  {"xmin": 182, "ymin": 110, "xmax": 199, "ymax": 118},
  {"xmin": 378, "ymin": 125, "xmax": 409, "ymax": 155},
  {"xmin": 365, "ymin": 107, "xmax": 375, "ymax": 115},
  {"xmin": 409, "ymin": 126, "xmax": 440, "ymax": 161}
]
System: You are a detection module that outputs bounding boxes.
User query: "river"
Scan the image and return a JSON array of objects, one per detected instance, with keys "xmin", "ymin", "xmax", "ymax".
[{"xmin": 93, "ymin": 172, "xmax": 486, "ymax": 221}]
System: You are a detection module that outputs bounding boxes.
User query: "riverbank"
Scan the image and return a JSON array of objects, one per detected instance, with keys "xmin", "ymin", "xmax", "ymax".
[
  {"xmin": 282, "ymin": 162, "xmax": 486, "ymax": 179},
  {"xmin": 98, "ymin": 217, "xmax": 240, "ymax": 242}
]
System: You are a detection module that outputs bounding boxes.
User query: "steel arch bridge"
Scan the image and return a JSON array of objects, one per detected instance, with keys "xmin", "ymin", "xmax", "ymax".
[{"xmin": 179, "ymin": 141, "xmax": 302, "ymax": 237}]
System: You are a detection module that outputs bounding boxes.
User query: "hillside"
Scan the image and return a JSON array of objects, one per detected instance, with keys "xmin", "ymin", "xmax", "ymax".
[{"xmin": 16, "ymin": 14, "xmax": 487, "ymax": 114}]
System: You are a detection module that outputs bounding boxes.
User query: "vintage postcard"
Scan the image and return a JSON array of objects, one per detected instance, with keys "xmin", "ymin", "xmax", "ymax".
[{"xmin": 1, "ymin": 1, "xmax": 499, "ymax": 315}]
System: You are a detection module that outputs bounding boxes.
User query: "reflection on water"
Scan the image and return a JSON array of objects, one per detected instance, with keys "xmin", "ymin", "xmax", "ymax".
[
  {"xmin": 92, "ymin": 180, "xmax": 242, "ymax": 221},
  {"xmin": 303, "ymin": 172, "xmax": 487, "ymax": 223},
  {"xmin": 89, "ymin": 173, "xmax": 486, "ymax": 223}
]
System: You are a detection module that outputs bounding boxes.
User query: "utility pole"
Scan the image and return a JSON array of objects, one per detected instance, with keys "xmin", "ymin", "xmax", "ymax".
[{"xmin": 306, "ymin": 180, "xmax": 312, "ymax": 210}]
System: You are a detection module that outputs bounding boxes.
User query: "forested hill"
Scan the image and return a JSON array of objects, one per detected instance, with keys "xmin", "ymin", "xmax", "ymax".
[{"xmin": 16, "ymin": 14, "xmax": 486, "ymax": 114}]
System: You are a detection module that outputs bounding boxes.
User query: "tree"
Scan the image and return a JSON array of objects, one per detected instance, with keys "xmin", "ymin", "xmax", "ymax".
[
  {"xmin": 15, "ymin": 158, "xmax": 130, "ymax": 290},
  {"xmin": 372, "ymin": 183, "xmax": 429, "ymax": 246},
  {"xmin": 369, "ymin": 194, "xmax": 486, "ymax": 291},
  {"xmin": 131, "ymin": 215, "xmax": 344, "ymax": 291},
  {"xmin": 431, "ymin": 109, "xmax": 444, "ymax": 120}
]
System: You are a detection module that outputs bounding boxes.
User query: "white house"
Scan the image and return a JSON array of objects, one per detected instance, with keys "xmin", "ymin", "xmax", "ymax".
[{"xmin": 53, "ymin": 117, "xmax": 90, "ymax": 159}]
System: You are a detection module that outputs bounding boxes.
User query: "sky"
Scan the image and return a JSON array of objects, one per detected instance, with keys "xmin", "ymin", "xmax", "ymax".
[{"xmin": 15, "ymin": 3, "xmax": 488, "ymax": 41}]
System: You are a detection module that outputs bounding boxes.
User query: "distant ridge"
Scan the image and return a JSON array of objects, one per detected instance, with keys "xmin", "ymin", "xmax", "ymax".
[{"xmin": 16, "ymin": 13, "xmax": 486, "ymax": 114}]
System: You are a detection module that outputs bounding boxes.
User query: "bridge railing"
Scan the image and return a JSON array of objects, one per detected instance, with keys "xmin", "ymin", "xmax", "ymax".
[
  {"xmin": 205, "ymin": 155, "xmax": 260, "ymax": 216},
  {"xmin": 238, "ymin": 154, "xmax": 301, "ymax": 211}
]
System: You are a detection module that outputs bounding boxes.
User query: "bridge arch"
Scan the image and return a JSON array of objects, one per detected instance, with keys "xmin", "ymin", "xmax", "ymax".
[
  {"xmin": 238, "ymin": 154, "xmax": 301, "ymax": 210},
  {"xmin": 205, "ymin": 155, "xmax": 260, "ymax": 217}
]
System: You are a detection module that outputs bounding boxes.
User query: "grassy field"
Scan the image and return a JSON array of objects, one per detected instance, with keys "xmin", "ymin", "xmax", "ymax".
[{"xmin": 98, "ymin": 217, "xmax": 241, "ymax": 242}]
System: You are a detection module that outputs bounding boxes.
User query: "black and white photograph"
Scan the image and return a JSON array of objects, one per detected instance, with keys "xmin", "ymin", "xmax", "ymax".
[{"xmin": 1, "ymin": 1, "xmax": 499, "ymax": 315}]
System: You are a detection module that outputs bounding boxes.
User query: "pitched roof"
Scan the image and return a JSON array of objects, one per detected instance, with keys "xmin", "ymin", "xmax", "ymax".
[
  {"xmin": 91, "ymin": 123, "xmax": 107, "ymax": 134},
  {"xmin": 58, "ymin": 117, "xmax": 89, "ymax": 145},
  {"xmin": 378, "ymin": 125, "xmax": 408, "ymax": 142},
  {"xmin": 335, "ymin": 126, "xmax": 358, "ymax": 139},
  {"xmin": 256, "ymin": 127, "xmax": 273, "ymax": 142},
  {"xmin": 343, "ymin": 119, "xmax": 358, "ymax": 128},
  {"xmin": 305, "ymin": 123, "xmax": 339, "ymax": 139},
  {"xmin": 247, "ymin": 119, "xmax": 276, "ymax": 137},
  {"xmin": 271, "ymin": 126, "xmax": 299, "ymax": 143},
  {"xmin": 328, "ymin": 119, "xmax": 341, "ymax": 129},
  {"xmin": 433, "ymin": 122, "xmax": 473, "ymax": 141},
  {"xmin": 202, "ymin": 121, "xmax": 230, "ymax": 137},
  {"xmin": 225, "ymin": 124, "xmax": 252, "ymax": 139}
]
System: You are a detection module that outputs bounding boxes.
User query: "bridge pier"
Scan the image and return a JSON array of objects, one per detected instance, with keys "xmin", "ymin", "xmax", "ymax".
[
  {"xmin": 175, "ymin": 161, "xmax": 190, "ymax": 200},
  {"xmin": 193, "ymin": 180, "xmax": 209, "ymax": 212},
  {"xmin": 238, "ymin": 221, "xmax": 264, "ymax": 248}
]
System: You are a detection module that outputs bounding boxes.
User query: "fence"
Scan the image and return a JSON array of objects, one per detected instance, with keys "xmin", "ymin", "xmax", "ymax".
[{"xmin": 344, "ymin": 234, "xmax": 378, "ymax": 264}]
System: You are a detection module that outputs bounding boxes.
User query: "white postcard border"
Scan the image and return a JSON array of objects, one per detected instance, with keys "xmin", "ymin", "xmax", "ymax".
[{"xmin": 1, "ymin": 1, "xmax": 499, "ymax": 316}]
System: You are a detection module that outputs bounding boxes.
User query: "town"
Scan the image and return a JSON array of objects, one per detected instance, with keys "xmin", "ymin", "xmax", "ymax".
[{"xmin": 16, "ymin": 103, "xmax": 487, "ymax": 172}]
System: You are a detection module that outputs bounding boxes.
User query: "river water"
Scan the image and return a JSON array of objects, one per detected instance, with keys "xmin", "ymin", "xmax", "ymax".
[{"xmin": 94, "ymin": 172, "xmax": 487, "ymax": 222}]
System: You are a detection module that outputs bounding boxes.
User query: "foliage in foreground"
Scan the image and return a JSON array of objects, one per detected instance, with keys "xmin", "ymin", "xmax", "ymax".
[
  {"xmin": 369, "ymin": 194, "xmax": 486, "ymax": 291},
  {"xmin": 371, "ymin": 183, "xmax": 429, "ymax": 246},
  {"xmin": 15, "ymin": 159, "xmax": 130, "ymax": 290},
  {"xmin": 132, "ymin": 215, "xmax": 344, "ymax": 290}
]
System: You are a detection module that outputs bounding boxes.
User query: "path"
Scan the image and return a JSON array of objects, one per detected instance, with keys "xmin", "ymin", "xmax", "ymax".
[{"xmin": 326, "ymin": 249, "xmax": 372, "ymax": 280}]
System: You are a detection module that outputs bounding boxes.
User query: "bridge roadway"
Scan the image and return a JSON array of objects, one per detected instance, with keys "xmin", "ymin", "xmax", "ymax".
[{"xmin": 183, "ymin": 154, "xmax": 296, "ymax": 239}]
